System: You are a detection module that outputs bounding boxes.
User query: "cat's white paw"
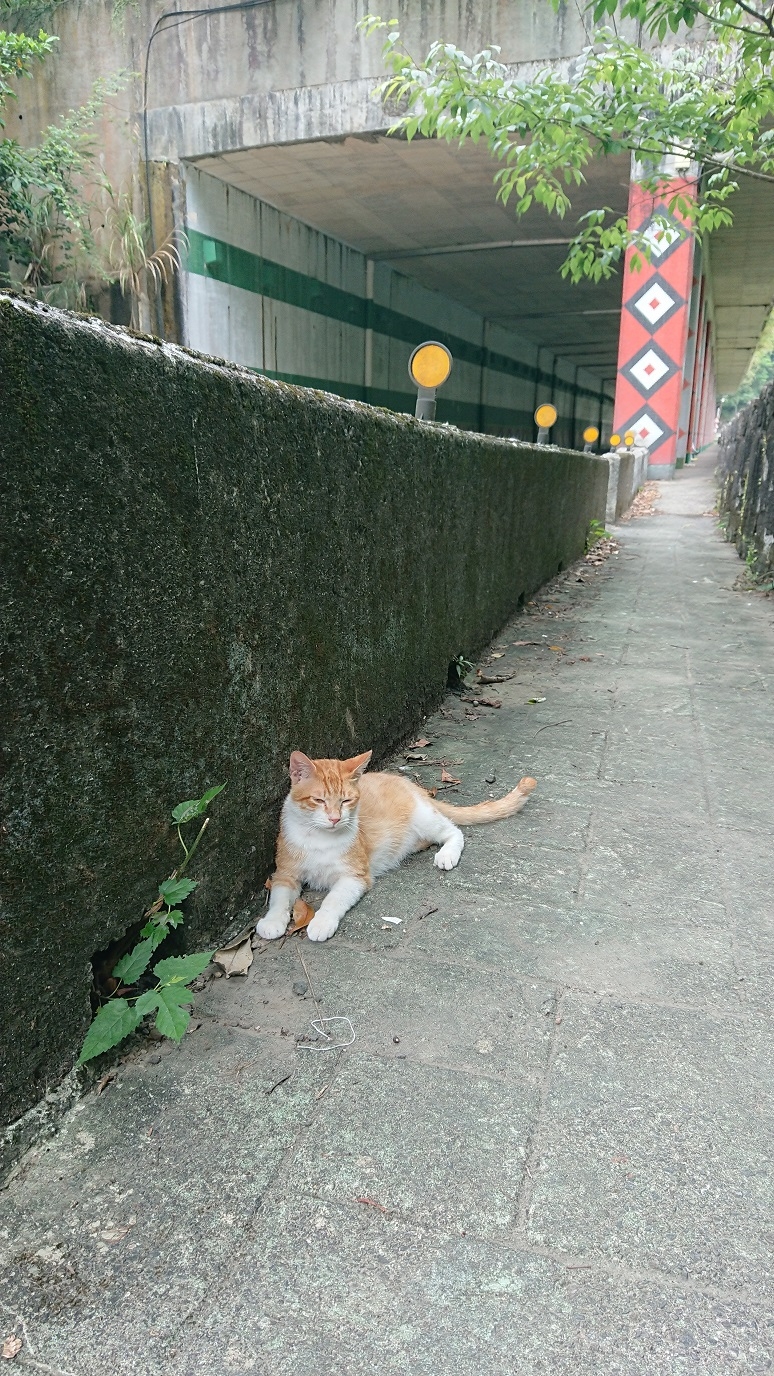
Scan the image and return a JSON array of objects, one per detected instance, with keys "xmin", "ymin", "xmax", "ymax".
[
  {"xmin": 434, "ymin": 841, "xmax": 463, "ymax": 871},
  {"xmin": 256, "ymin": 913, "xmax": 290, "ymax": 940},
  {"xmin": 306, "ymin": 913, "xmax": 340, "ymax": 942}
]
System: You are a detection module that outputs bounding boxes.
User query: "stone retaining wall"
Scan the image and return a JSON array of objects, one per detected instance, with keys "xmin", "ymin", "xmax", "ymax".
[
  {"xmin": 0, "ymin": 293, "xmax": 608, "ymax": 1134},
  {"xmin": 718, "ymin": 381, "xmax": 774, "ymax": 575}
]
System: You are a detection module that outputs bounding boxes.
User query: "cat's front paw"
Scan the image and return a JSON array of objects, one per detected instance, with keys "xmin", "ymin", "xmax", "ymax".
[
  {"xmin": 434, "ymin": 840, "xmax": 463, "ymax": 870},
  {"xmin": 256, "ymin": 913, "xmax": 290, "ymax": 940},
  {"xmin": 306, "ymin": 912, "xmax": 340, "ymax": 942}
]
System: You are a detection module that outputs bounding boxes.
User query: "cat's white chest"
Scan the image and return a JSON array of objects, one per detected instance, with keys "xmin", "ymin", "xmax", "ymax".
[{"xmin": 281, "ymin": 801, "xmax": 355, "ymax": 889}]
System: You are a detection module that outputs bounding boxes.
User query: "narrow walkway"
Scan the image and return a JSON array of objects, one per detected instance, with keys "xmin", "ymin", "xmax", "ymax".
[{"xmin": 2, "ymin": 451, "xmax": 772, "ymax": 1375}]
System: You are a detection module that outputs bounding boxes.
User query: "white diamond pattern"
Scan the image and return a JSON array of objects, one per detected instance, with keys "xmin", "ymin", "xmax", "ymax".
[
  {"xmin": 628, "ymin": 348, "xmax": 671, "ymax": 391},
  {"xmin": 642, "ymin": 221, "xmax": 681, "ymax": 257},
  {"xmin": 630, "ymin": 413, "xmax": 665, "ymax": 448},
  {"xmin": 633, "ymin": 282, "xmax": 676, "ymax": 326}
]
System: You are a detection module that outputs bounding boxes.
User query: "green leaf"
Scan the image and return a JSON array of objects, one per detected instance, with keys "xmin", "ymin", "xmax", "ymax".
[
  {"xmin": 153, "ymin": 951, "xmax": 213, "ymax": 985},
  {"xmin": 154, "ymin": 985, "xmax": 193, "ymax": 1041},
  {"xmin": 158, "ymin": 877, "xmax": 198, "ymax": 906},
  {"xmin": 171, "ymin": 799, "xmax": 204, "ymax": 824},
  {"xmin": 171, "ymin": 783, "xmax": 226, "ymax": 824},
  {"xmin": 77, "ymin": 999, "xmax": 141, "ymax": 1065},
  {"xmin": 112, "ymin": 938, "xmax": 156, "ymax": 985},
  {"xmin": 134, "ymin": 988, "xmax": 162, "ymax": 1019}
]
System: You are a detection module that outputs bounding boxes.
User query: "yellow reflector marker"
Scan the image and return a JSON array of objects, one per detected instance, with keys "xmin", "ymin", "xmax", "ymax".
[
  {"xmin": 624, "ymin": 430, "xmax": 635, "ymax": 446},
  {"xmin": 409, "ymin": 342, "xmax": 453, "ymax": 389},
  {"xmin": 610, "ymin": 433, "xmax": 621, "ymax": 446},
  {"xmin": 534, "ymin": 403, "xmax": 557, "ymax": 429},
  {"xmin": 583, "ymin": 426, "xmax": 599, "ymax": 443}
]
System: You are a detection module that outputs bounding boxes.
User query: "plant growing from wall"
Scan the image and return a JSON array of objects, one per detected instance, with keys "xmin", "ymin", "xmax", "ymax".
[
  {"xmin": 1, "ymin": 28, "xmax": 179, "ymax": 321},
  {"xmin": 77, "ymin": 784, "xmax": 225, "ymax": 1065},
  {"xmin": 102, "ymin": 185, "xmax": 186, "ymax": 330},
  {"xmin": 0, "ymin": 27, "xmax": 133, "ymax": 304}
]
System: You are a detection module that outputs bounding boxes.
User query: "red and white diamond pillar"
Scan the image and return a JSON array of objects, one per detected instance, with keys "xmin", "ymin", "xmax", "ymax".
[{"xmin": 613, "ymin": 165, "xmax": 698, "ymax": 479}]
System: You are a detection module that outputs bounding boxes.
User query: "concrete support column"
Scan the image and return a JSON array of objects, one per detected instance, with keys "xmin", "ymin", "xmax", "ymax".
[
  {"xmin": 675, "ymin": 250, "xmax": 703, "ymax": 468},
  {"xmin": 613, "ymin": 164, "xmax": 697, "ymax": 479},
  {"xmin": 687, "ymin": 298, "xmax": 708, "ymax": 456}
]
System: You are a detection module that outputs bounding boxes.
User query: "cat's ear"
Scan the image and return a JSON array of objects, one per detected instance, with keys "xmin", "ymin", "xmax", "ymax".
[
  {"xmin": 289, "ymin": 751, "xmax": 318, "ymax": 784},
  {"xmin": 345, "ymin": 750, "xmax": 372, "ymax": 779}
]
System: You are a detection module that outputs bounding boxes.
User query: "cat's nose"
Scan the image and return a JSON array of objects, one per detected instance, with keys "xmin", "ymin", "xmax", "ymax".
[{"xmin": 328, "ymin": 815, "xmax": 341, "ymax": 826}]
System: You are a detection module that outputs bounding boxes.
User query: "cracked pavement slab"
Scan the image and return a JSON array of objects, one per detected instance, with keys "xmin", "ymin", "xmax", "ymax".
[{"xmin": 2, "ymin": 450, "xmax": 773, "ymax": 1374}]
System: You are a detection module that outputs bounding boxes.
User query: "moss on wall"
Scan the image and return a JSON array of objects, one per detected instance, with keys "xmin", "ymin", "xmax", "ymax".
[
  {"xmin": 718, "ymin": 381, "xmax": 774, "ymax": 575},
  {"xmin": 0, "ymin": 293, "xmax": 608, "ymax": 1130}
]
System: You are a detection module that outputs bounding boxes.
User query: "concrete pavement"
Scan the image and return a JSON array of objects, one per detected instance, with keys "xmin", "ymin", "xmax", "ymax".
[{"xmin": 1, "ymin": 449, "xmax": 772, "ymax": 1375}]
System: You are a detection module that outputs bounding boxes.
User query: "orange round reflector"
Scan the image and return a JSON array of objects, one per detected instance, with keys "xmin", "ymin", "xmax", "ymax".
[
  {"xmin": 409, "ymin": 341, "xmax": 453, "ymax": 389},
  {"xmin": 583, "ymin": 426, "xmax": 599, "ymax": 443},
  {"xmin": 624, "ymin": 431, "xmax": 635, "ymax": 446},
  {"xmin": 609, "ymin": 433, "xmax": 621, "ymax": 446},
  {"xmin": 534, "ymin": 403, "xmax": 558, "ymax": 429}
]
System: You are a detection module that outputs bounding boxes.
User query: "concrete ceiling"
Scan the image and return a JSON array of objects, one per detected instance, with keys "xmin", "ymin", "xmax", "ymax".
[{"xmin": 195, "ymin": 133, "xmax": 774, "ymax": 392}]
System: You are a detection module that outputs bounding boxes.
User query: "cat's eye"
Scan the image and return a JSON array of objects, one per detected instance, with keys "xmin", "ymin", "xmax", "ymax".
[
  {"xmin": 342, "ymin": 797, "xmax": 354, "ymax": 805},
  {"xmin": 311, "ymin": 797, "xmax": 325, "ymax": 805}
]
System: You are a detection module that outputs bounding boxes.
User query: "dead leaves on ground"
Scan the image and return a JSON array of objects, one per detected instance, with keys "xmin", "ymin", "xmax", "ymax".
[
  {"xmin": 440, "ymin": 768, "xmax": 461, "ymax": 785},
  {"xmin": 1, "ymin": 1335, "xmax": 22, "ymax": 1361},
  {"xmin": 213, "ymin": 925, "xmax": 255, "ymax": 977},
  {"xmin": 476, "ymin": 668, "xmax": 515, "ymax": 685},
  {"xmin": 287, "ymin": 898, "xmax": 315, "ymax": 934},
  {"xmin": 620, "ymin": 481, "xmax": 659, "ymax": 521}
]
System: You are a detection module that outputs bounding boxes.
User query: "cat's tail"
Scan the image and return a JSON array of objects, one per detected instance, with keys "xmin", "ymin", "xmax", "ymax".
[{"xmin": 433, "ymin": 776, "xmax": 536, "ymax": 825}]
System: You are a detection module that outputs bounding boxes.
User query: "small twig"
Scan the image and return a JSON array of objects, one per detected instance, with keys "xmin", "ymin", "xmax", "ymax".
[
  {"xmin": 533, "ymin": 719, "xmax": 571, "ymax": 736},
  {"xmin": 265, "ymin": 1070, "xmax": 295, "ymax": 1096},
  {"xmin": 296, "ymin": 947, "xmax": 324, "ymax": 1028}
]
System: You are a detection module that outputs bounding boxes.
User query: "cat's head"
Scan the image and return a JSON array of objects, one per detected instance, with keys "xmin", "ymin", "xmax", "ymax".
[{"xmin": 287, "ymin": 750, "xmax": 372, "ymax": 831}]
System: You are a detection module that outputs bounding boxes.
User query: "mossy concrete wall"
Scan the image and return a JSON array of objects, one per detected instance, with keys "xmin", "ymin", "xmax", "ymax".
[
  {"xmin": 718, "ymin": 382, "xmax": 774, "ymax": 574},
  {"xmin": 0, "ymin": 292, "xmax": 608, "ymax": 1132}
]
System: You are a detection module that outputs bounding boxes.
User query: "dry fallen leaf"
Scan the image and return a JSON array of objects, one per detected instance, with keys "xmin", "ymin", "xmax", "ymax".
[
  {"xmin": 408, "ymin": 737, "xmax": 431, "ymax": 749},
  {"xmin": 477, "ymin": 669, "xmax": 515, "ymax": 684},
  {"xmin": 213, "ymin": 924, "xmax": 255, "ymax": 977},
  {"xmin": 441, "ymin": 768, "xmax": 461, "ymax": 784},
  {"xmin": 512, "ymin": 640, "xmax": 544, "ymax": 647},
  {"xmin": 527, "ymin": 697, "xmax": 547, "ymax": 704},
  {"xmin": 287, "ymin": 898, "xmax": 315, "ymax": 934},
  {"xmin": 404, "ymin": 752, "xmax": 427, "ymax": 762},
  {"xmin": 424, "ymin": 785, "xmax": 438, "ymax": 798},
  {"xmin": 548, "ymin": 645, "xmax": 563, "ymax": 652},
  {"xmin": 490, "ymin": 652, "xmax": 504, "ymax": 659},
  {"xmin": 2, "ymin": 1335, "xmax": 22, "ymax": 1361},
  {"xmin": 100, "ymin": 1225, "xmax": 131, "ymax": 1243}
]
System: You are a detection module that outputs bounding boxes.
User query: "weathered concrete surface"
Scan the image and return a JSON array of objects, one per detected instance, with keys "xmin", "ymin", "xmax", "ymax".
[
  {"xmin": 719, "ymin": 380, "xmax": 774, "ymax": 576},
  {"xmin": 1, "ymin": 450, "xmax": 772, "ymax": 1373},
  {"xmin": 0, "ymin": 292, "xmax": 608, "ymax": 1133}
]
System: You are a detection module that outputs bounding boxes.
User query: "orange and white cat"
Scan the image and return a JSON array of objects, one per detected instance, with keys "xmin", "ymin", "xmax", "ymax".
[{"xmin": 257, "ymin": 750, "xmax": 536, "ymax": 944}]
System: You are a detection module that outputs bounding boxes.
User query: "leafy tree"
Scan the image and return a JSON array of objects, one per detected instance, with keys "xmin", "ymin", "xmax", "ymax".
[{"xmin": 360, "ymin": 1, "xmax": 774, "ymax": 283}]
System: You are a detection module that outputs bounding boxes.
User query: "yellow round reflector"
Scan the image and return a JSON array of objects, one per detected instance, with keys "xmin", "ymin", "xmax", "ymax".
[
  {"xmin": 583, "ymin": 426, "xmax": 599, "ymax": 443},
  {"xmin": 610, "ymin": 433, "xmax": 621, "ymax": 446},
  {"xmin": 624, "ymin": 430, "xmax": 635, "ymax": 446},
  {"xmin": 409, "ymin": 341, "xmax": 453, "ymax": 389},
  {"xmin": 534, "ymin": 403, "xmax": 558, "ymax": 429}
]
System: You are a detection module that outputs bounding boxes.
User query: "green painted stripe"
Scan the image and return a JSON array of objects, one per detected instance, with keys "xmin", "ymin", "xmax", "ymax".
[
  {"xmin": 256, "ymin": 367, "xmax": 537, "ymax": 437},
  {"xmin": 186, "ymin": 230, "xmax": 610, "ymax": 405}
]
